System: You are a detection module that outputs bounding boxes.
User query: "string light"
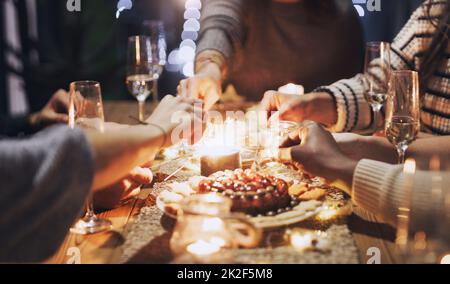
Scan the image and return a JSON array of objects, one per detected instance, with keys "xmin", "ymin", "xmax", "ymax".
[
  {"xmin": 116, "ymin": 0, "xmax": 133, "ymax": 19},
  {"xmin": 167, "ymin": 0, "xmax": 202, "ymax": 77},
  {"xmin": 115, "ymin": 0, "xmax": 200, "ymax": 76}
]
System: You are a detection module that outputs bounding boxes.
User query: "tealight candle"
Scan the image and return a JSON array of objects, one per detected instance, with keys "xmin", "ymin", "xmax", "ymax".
[
  {"xmin": 288, "ymin": 229, "xmax": 330, "ymax": 253},
  {"xmin": 200, "ymin": 147, "xmax": 242, "ymax": 176},
  {"xmin": 186, "ymin": 239, "xmax": 223, "ymax": 256},
  {"xmin": 278, "ymin": 83, "xmax": 304, "ymax": 96},
  {"xmin": 290, "ymin": 232, "xmax": 314, "ymax": 252},
  {"xmin": 316, "ymin": 206, "xmax": 338, "ymax": 221}
]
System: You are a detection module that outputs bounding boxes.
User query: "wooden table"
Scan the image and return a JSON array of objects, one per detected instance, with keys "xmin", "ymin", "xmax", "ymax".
[{"xmin": 46, "ymin": 101, "xmax": 400, "ymax": 264}]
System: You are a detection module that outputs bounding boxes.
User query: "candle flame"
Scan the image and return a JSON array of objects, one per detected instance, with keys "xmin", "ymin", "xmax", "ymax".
[
  {"xmin": 316, "ymin": 206, "xmax": 338, "ymax": 221},
  {"xmin": 201, "ymin": 217, "xmax": 224, "ymax": 232},
  {"xmin": 403, "ymin": 159, "xmax": 416, "ymax": 174},
  {"xmin": 278, "ymin": 83, "xmax": 304, "ymax": 96},
  {"xmin": 68, "ymin": 99, "xmax": 75, "ymax": 129},
  {"xmin": 186, "ymin": 239, "xmax": 224, "ymax": 256}
]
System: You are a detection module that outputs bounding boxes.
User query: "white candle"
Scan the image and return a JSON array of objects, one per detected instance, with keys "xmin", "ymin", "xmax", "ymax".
[
  {"xmin": 278, "ymin": 83, "xmax": 304, "ymax": 96},
  {"xmin": 200, "ymin": 147, "xmax": 242, "ymax": 176}
]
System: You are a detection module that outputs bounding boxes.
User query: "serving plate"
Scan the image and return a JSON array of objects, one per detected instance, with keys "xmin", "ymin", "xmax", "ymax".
[
  {"xmin": 156, "ymin": 193, "xmax": 324, "ymax": 229},
  {"xmin": 154, "ymin": 161, "xmax": 350, "ymax": 229}
]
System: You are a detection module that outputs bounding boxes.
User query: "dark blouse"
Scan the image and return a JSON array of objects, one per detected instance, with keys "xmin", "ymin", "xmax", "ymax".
[{"xmin": 197, "ymin": 0, "xmax": 365, "ymax": 101}]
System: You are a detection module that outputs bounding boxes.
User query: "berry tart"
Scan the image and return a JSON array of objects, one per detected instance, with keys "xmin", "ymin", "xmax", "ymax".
[{"xmin": 198, "ymin": 169, "xmax": 299, "ymax": 216}]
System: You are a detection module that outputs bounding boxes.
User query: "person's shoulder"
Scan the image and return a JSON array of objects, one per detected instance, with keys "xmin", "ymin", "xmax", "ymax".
[{"xmin": 411, "ymin": 0, "xmax": 447, "ymax": 19}]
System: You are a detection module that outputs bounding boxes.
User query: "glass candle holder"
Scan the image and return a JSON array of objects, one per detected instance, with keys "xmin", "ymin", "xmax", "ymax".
[{"xmin": 170, "ymin": 194, "xmax": 260, "ymax": 264}]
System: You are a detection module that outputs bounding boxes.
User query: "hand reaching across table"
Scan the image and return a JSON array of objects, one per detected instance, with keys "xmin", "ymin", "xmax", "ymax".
[
  {"xmin": 259, "ymin": 91, "xmax": 337, "ymax": 127},
  {"xmin": 286, "ymin": 122, "xmax": 357, "ymax": 193},
  {"xmin": 1, "ymin": 89, "xmax": 74, "ymax": 136},
  {"xmin": 284, "ymin": 122, "xmax": 450, "ymax": 233},
  {"xmin": 94, "ymin": 166, "xmax": 153, "ymax": 209},
  {"xmin": 0, "ymin": 95, "xmax": 207, "ymax": 261},
  {"xmin": 29, "ymin": 90, "xmax": 71, "ymax": 130},
  {"xmin": 89, "ymin": 93, "xmax": 206, "ymax": 211},
  {"xmin": 177, "ymin": 53, "xmax": 223, "ymax": 111},
  {"xmin": 145, "ymin": 95, "xmax": 204, "ymax": 146},
  {"xmin": 87, "ymin": 95, "xmax": 204, "ymax": 191}
]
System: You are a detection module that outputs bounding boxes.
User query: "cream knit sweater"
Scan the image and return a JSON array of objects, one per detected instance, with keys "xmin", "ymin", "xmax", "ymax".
[{"xmin": 353, "ymin": 159, "xmax": 449, "ymax": 233}]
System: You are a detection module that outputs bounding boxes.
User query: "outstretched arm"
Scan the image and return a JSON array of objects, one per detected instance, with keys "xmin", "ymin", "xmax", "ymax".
[
  {"xmin": 287, "ymin": 123, "xmax": 449, "ymax": 232},
  {"xmin": 179, "ymin": 0, "xmax": 245, "ymax": 110},
  {"xmin": 0, "ymin": 96, "xmax": 201, "ymax": 262},
  {"xmin": 87, "ymin": 95, "xmax": 202, "ymax": 191},
  {"xmin": 261, "ymin": 0, "xmax": 441, "ymax": 132},
  {"xmin": 333, "ymin": 132, "xmax": 450, "ymax": 169}
]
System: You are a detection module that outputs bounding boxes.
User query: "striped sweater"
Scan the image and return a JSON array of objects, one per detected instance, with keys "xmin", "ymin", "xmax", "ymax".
[{"xmin": 319, "ymin": 0, "xmax": 450, "ymax": 135}]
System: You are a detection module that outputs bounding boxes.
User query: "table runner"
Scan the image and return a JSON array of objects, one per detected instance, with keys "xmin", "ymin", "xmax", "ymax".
[{"xmin": 117, "ymin": 157, "xmax": 360, "ymax": 264}]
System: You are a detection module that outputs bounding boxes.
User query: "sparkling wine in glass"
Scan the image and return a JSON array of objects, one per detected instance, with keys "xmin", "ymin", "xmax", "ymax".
[
  {"xmin": 364, "ymin": 42, "xmax": 391, "ymax": 132},
  {"xmin": 68, "ymin": 81, "xmax": 112, "ymax": 235},
  {"xmin": 385, "ymin": 71, "xmax": 420, "ymax": 164},
  {"xmin": 126, "ymin": 74, "xmax": 156, "ymax": 101},
  {"xmin": 127, "ymin": 35, "xmax": 155, "ymax": 121},
  {"xmin": 142, "ymin": 20, "xmax": 167, "ymax": 103}
]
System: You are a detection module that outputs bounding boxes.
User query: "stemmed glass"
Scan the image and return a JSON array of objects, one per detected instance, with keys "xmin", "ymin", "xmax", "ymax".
[
  {"xmin": 68, "ymin": 81, "xmax": 112, "ymax": 235},
  {"xmin": 385, "ymin": 71, "xmax": 420, "ymax": 164},
  {"xmin": 364, "ymin": 42, "xmax": 392, "ymax": 133},
  {"xmin": 142, "ymin": 20, "xmax": 167, "ymax": 103},
  {"xmin": 126, "ymin": 35, "xmax": 155, "ymax": 122},
  {"xmin": 242, "ymin": 128, "xmax": 278, "ymax": 171}
]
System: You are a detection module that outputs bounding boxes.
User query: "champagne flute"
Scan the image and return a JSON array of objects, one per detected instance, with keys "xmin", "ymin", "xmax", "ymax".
[
  {"xmin": 385, "ymin": 71, "xmax": 420, "ymax": 164},
  {"xmin": 126, "ymin": 35, "xmax": 155, "ymax": 122},
  {"xmin": 68, "ymin": 81, "xmax": 112, "ymax": 235},
  {"xmin": 364, "ymin": 42, "xmax": 392, "ymax": 132},
  {"xmin": 142, "ymin": 20, "xmax": 167, "ymax": 103}
]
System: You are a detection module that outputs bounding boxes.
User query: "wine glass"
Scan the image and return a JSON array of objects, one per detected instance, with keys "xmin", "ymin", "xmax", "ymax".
[
  {"xmin": 242, "ymin": 128, "xmax": 277, "ymax": 171},
  {"xmin": 126, "ymin": 35, "xmax": 155, "ymax": 122},
  {"xmin": 385, "ymin": 71, "xmax": 420, "ymax": 164},
  {"xmin": 364, "ymin": 42, "xmax": 392, "ymax": 133},
  {"xmin": 68, "ymin": 81, "xmax": 112, "ymax": 235},
  {"xmin": 142, "ymin": 20, "xmax": 167, "ymax": 103}
]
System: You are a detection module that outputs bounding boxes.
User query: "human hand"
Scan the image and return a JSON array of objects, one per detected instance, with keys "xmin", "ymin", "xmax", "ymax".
[
  {"xmin": 177, "ymin": 63, "xmax": 222, "ymax": 110},
  {"xmin": 29, "ymin": 90, "xmax": 70, "ymax": 130},
  {"xmin": 260, "ymin": 90, "xmax": 299, "ymax": 115},
  {"xmin": 93, "ymin": 166, "xmax": 153, "ymax": 209},
  {"xmin": 260, "ymin": 91, "xmax": 337, "ymax": 127},
  {"xmin": 287, "ymin": 122, "xmax": 357, "ymax": 190},
  {"xmin": 146, "ymin": 95, "xmax": 204, "ymax": 147}
]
